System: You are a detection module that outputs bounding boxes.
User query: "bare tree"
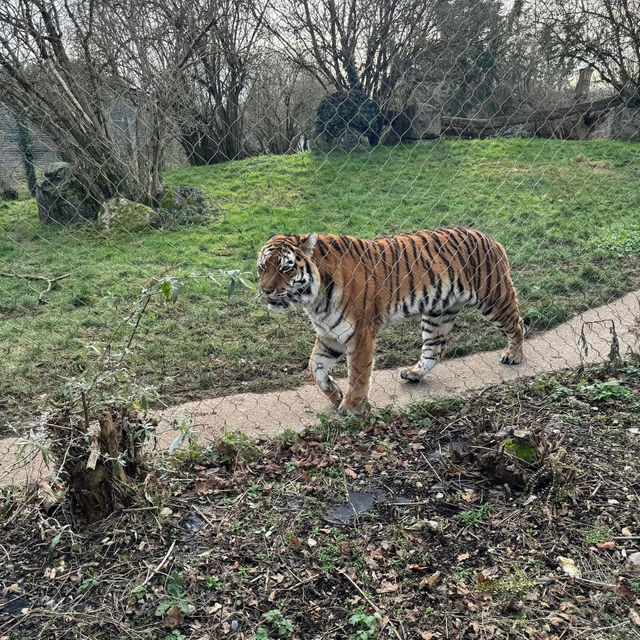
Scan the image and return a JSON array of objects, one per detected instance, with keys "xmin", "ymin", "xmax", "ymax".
[
  {"xmin": 0, "ymin": 0, "xmax": 131, "ymax": 202},
  {"xmin": 0, "ymin": 0, "xmax": 215, "ymax": 204},
  {"xmin": 475, "ymin": 1, "xmax": 577, "ymax": 117},
  {"xmin": 262, "ymin": 0, "xmax": 442, "ymax": 110},
  {"xmin": 538, "ymin": 0, "xmax": 640, "ymax": 104},
  {"xmin": 168, "ymin": 0, "xmax": 266, "ymax": 165},
  {"xmin": 243, "ymin": 54, "xmax": 323, "ymax": 154}
]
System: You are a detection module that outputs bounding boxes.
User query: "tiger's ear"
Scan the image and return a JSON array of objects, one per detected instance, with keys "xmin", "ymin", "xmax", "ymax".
[{"xmin": 302, "ymin": 233, "xmax": 318, "ymax": 257}]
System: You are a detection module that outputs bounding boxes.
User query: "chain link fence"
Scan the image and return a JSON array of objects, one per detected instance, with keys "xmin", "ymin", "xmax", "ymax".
[{"xmin": 1, "ymin": 0, "xmax": 639, "ymax": 493}]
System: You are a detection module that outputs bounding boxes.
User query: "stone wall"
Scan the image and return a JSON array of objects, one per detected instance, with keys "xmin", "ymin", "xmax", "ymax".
[
  {"xmin": 610, "ymin": 106, "xmax": 640, "ymax": 141},
  {"xmin": 0, "ymin": 104, "xmax": 189, "ymax": 185},
  {"xmin": 0, "ymin": 107, "xmax": 60, "ymax": 186}
]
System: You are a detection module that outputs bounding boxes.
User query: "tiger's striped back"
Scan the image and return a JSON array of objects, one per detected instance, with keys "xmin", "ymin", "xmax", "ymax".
[{"xmin": 309, "ymin": 228, "xmax": 518, "ymax": 326}]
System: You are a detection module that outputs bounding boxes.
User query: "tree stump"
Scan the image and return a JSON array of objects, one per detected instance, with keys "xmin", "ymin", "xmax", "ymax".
[
  {"xmin": 572, "ymin": 67, "xmax": 594, "ymax": 140},
  {"xmin": 36, "ymin": 163, "xmax": 101, "ymax": 225},
  {"xmin": 48, "ymin": 406, "xmax": 154, "ymax": 522}
]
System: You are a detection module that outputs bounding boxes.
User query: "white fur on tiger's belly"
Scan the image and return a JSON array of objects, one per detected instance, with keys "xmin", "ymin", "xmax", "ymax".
[{"xmin": 305, "ymin": 308, "xmax": 355, "ymax": 344}]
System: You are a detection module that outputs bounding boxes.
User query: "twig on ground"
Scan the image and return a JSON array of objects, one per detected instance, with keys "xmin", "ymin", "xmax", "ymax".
[
  {"xmin": 132, "ymin": 539, "xmax": 176, "ymax": 591},
  {"xmin": 0, "ymin": 272, "xmax": 70, "ymax": 304},
  {"xmin": 278, "ymin": 572, "xmax": 319, "ymax": 592},
  {"xmin": 192, "ymin": 504, "xmax": 217, "ymax": 530}
]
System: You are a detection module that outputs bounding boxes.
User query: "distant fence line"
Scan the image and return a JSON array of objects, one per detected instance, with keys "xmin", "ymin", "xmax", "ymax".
[{"xmin": 0, "ymin": 104, "xmax": 189, "ymax": 187}]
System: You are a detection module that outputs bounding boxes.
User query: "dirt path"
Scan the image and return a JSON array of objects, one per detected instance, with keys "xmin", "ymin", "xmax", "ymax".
[{"xmin": 2, "ymin": 290, "xmax": 638, "ymax": 486}]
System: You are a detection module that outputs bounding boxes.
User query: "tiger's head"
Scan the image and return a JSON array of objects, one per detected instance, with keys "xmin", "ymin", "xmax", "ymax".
[{"xmin": 257, "ymin": 233, "xmax": 320, "ymax": 311}]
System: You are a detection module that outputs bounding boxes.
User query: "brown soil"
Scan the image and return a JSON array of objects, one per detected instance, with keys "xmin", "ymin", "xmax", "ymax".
[{"xmin": 1, "ymin": 362, "xmax": 640, "ymax": 639}]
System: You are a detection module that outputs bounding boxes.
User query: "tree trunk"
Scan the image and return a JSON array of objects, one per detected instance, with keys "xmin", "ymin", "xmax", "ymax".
[
  {"xmin": 441, "ymin": 95, "xmax": 623, "ymax": 137},
  {"xmin": 572, "ymin": 67, "xmax": 594, "ymax": 139},
  {"xmin": 17, "ymin": 120, "xmax": 37, "ymax": 197}
]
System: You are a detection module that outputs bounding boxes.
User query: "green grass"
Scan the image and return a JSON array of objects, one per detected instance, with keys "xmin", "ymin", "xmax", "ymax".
[{"xmin": 1, "ymin": 139, "xmax": 639, "ymax": 428}]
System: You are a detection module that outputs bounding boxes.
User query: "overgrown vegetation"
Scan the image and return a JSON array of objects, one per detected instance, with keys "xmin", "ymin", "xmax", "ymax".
[
  {"xmin": 1, "ymin": 139, "xmax": 640, "ymax": 430},
  {"xmin": 2, "ymin": 361, "xmax": 639, "ymax": 638},
  {"xmin": 316, "ymin": 90, "xmax": 381, "ymax": 143}
]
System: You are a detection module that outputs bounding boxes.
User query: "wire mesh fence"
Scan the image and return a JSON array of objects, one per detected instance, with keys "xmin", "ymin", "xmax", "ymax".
[{"xmin": 1, "ymin": 0, "xmax": 639, "ymax": 497}]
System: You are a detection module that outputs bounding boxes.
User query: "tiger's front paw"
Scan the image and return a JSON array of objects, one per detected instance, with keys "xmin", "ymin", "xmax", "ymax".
[
  {"xmin": 324, "ymin": 384, "xmax": 344, "ymax": 408},
  {"xmin": 500, "ymin": 350, "xmax": 523, "ymax": 365},
  {"xmin": 337, "ymin": 397, "xmax": 371, "ymax": 417},
  {"xmin": 400, "ymin": 367, "xmax": 424, "ymax": 383}
]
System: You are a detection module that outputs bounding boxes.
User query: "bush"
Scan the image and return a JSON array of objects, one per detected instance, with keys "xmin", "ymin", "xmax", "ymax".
[
  {"xmin": 315, "ymin": 90, "xmax": 380, "ymax": 144},
  {"xmin": 154, "ymin": 186, "xmax": 213, "ymax": 227}
]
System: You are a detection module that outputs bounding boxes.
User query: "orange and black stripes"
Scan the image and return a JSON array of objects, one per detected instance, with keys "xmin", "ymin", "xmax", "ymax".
[{"xmin": 257, "ymin": 227, "xmax": 526, "ymax": 415}]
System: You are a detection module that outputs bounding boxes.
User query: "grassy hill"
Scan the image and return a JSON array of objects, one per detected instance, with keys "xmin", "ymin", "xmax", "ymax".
[{"xmin": 1, "ymin": 139, "xmax": 639, "ymax": 428}]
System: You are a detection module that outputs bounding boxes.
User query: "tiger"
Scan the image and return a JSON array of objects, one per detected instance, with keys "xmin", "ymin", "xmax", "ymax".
[{"xmin": 257, "ymin": 228, "xmax": 527, "ymax": 416}]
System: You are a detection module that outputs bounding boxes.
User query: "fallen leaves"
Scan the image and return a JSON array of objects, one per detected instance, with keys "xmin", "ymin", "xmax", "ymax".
[
  {"xmin": 557, "ymin": 556, "xmax": 582, "ymax": 579},
  {"xmin": 289, "ymin": 537, "xmax": 302, "ymax": 550},
  {"xmin": 376, "ymin": 582, "xmax": 399, "ymax": 594},
  {"xmin": 419, "ymin": 571, "xmax": 442, "ymax": 590},
  {"xmin": 462, "ymin": 489, "xmax": 481, "ymax": 503},
  {"xmin": 594, "ymin": 540, "xmax": 616, "ymax": 550},
  {"xmin": 610, "ymin": 582, "xmax": 636, "ymax": 599},
  {"xmin": 162, "ymin": 605, "xmax": 184, "ymax": 629},
  {"xmin": 4, "ymin": 364, "xmax": 640, "ymax": 640}
]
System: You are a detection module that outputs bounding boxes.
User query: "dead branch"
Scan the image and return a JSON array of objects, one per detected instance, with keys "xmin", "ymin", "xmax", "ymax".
[
  {"xmin": 441, "ymin": 95, "xmax": 624, "ymax": 137},
  {"xmin": 0, "ymin": 272, "xmax": 70, "ymax": 304}
]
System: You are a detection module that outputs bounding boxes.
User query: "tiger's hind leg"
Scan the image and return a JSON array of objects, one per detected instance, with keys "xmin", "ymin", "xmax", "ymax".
[
  {"xmin": 309, "ymin": 337, "xmax": 345, "ymax": 407},
  {"xmin": 400, "ymin": 312, "xmax": 457, "ymax": 383},
  {"xmin": 499, "ymin": 313, "xmax": 525, "ymax": 365},
  {"xmin": 483, "ymin": 297, "xmax": 525, "ymax": 365}
]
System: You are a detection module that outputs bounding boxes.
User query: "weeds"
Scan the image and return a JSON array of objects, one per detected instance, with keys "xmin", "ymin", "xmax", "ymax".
[
  {"xmin": 254, "ymin": 609, "xmax": 294, "ymax": 639},
  {"xmin": 348, "ymin": 607, "xmax": 382, "ymax": 640},
  {"xmin": 205, "ymin": 576, "xmax": 222, "ymax": 591},
  {"xmin": 476, "ymin": 568, "xmax": 536, "ymax": 600},
  {"xmin": 218, "ymin": 429, "xmax": 262, "ymax": 462},
  {"xmin": 503, "ymin": 439, "xmax": 537, "ymax": 462},
  {"xmin": 3, "ymin": 361, "xmax": 640, "ymax": 639},
  {"xmin": 316, "ymin": 543, "xmax": 340, "ymax": 573},
  {"xmin": 529, "ymin": 374, "xmax": 573, "ymax": 400},
  {"xmin": 584, "ymin": 527, "xmax": 610, "ymax": 545},
  {"xmin": 581, "ymin": 380, "xmax": 636, "ymax": 402},
  {"xmin": 459, "ymin": 503, "xmax": 491, "ymax": 527},
  {"xmin": 155, "ymin": 571, "xmax": 193, "ymax": 618}
]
